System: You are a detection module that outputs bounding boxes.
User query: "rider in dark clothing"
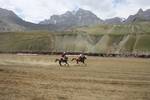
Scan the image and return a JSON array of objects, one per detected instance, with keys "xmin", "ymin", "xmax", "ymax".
[
  {"xmin": 79, "ymin": 53, "xmax": 85, "ymax": 60},
  {"xmin": 61, "ymin": 52, "xmax": 67, "ymax": 60}
]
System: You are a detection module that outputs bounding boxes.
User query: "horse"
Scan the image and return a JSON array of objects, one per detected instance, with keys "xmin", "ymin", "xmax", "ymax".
[
  {"xmin": 71, "ymin": 56, "xmax": 87, "ymax": 65},
  {"xmin": 55, "ymin": 56, "xmax": 69, "ymax": 67}
]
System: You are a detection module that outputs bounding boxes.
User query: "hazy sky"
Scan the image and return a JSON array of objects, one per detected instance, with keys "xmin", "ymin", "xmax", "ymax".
[{"xmin": 0, "ymin": 0, "xmax": 150, "ymax": 23}]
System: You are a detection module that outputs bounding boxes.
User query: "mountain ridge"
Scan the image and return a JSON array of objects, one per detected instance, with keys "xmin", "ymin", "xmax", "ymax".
[
  {"xmin": 40, "ymin": 8, "xmax": 150, "ymax": 26},
  {"xmin": 1, "ymin": 8, "xmax": 150, "ymax": 32},
  {"xmin": 125, "ymin": 8, "xmax": 150, "ymax": 23},
  {"xmin": 39, "ymin": 8, "xmax": 103, "ymax": 27},
  {"xmin": 0, "ymin": 8, "xmax": 57, "ymax": 32}
]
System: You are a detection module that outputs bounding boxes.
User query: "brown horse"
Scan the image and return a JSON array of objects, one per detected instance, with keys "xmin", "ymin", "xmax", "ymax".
[
  {"xmin": 55, "ymin": 57, "xmax": 69, "ymax": 66},
  {"xmin": 71, "ymin": 56, "xmax": 87, "ymax": 65}
]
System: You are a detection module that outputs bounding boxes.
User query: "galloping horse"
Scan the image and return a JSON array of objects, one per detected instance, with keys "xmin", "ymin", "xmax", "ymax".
[
  {"xmin": 55, "ymin": 56, "xmax": 69, "ymax": 66},
  {"xmin": 71, "ymin": 56, "xmax": 87, "ymax": 65}
]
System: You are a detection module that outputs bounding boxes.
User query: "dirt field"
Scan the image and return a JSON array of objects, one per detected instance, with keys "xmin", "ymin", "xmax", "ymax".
[{"xmin": 0, "ymin": 54, "xmax": 150, "ymax": 100}]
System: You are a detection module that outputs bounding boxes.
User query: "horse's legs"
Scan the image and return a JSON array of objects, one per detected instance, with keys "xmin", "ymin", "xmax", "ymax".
[
  {"xmin": 59, "ymin": 61, "xmax": 62, "ymax": 66},
  {"xmin": 64, "ymin": 61, "xmax": 69, "ymax": 67},
  {"xmin": 82, "ymin": 60, "xmax": 85, "ymax": 64},
  {"xmin": 83, "ymin": 60, "xmax": 87, "ymax": 66},
  {"xmin": 81, "ymin": 60, "xmax": 87, "ymax": 66},
  {"xmin": 76, "ymin": 60, "xmax": 79, "ymax": 64},
  {"xmin": 66, "ymin": 62, "xmax": 69, "ymax": 67}
]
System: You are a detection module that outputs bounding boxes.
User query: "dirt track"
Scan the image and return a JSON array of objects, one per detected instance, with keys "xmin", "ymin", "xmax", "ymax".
[{"xmin": 0, "ymin": 54, "xmax": 150, "ymax": 100}]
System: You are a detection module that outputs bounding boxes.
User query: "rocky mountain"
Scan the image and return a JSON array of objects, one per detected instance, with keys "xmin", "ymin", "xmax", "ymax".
[
  {"xmin": 0, "ymin": 8, "xmax": 25, "ymax": 32},
  {"xmin": 125, "ymin": 8, "xmax": 150, "ymax": 23},
  {"xmin": 104, "ymin": 17, "xmax": 124, "ymax": 24},
  {"xmin": 105, "ymin": 8, "xmax": 150, "ymax": 24},
  {"xmin": 39, "ymin": 8, "xmax": 103, "ymax": 27},
  {"xmin": 40, "ymin": 8, "xmax": 150, "ymax": 26},
  {"xmin": 1, "ymin": 7, "xmax": 150, "ymax": 32},
  {"xmin": 0, "ymin": 8, "xmax": 56, "ymax": 32}
]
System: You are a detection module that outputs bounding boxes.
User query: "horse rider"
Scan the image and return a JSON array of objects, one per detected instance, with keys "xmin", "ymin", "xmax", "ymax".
[
  {"xmin": 79, "ymin": 53, "xmax": 85, "ymax": 60},
  {"xmin": 61, "ymin": 52, "xmax": 67, "ymax": 60}
]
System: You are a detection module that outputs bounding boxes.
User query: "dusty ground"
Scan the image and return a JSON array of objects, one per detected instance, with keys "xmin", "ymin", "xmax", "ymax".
[{"xmin": 0, "ymin": 54, "xmax": 150, "ymax": 100}]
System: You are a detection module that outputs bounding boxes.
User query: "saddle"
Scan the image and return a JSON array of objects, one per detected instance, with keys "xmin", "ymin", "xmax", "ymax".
[
  {"xmin": 61, "ymin": 56, "xmax": 68, "ymax": 61},
  {"xmin": 78, "ymin": 56, "xmax": 83, "ymax": 61}
]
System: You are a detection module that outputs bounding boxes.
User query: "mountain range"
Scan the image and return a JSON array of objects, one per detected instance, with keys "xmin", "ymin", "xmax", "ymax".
[
  {"xmin": 0, "ymin": 8, "xmax": 150, "ymax": 53},
  {"xmin": 39, "ymin": 8, "xmax": 103, "ymax": 26},
  {"xmin": 0, "ymin": 8, "xmax": 56, "ymax": 32},
  {"xmin": 125, "ymin": 8, "xmax": 150, "ymax": 23},
  {"xmin": 0, "ymin": 8, "xmax": 150, "ymax": 32}
]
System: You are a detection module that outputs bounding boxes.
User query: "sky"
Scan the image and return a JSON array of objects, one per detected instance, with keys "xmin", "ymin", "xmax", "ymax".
[{"xmin": 0, "ymin": 0, "xmax": 150, "ymax": 23}]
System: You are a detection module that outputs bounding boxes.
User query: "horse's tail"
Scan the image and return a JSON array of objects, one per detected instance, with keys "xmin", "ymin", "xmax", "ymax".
[
  {"xmin": 71, "ymin": 58, "xmax": 77, "ymax": 61},
  {"xmin": 55, "ymin": 59, "xmax": 59, "ymax": 62}
]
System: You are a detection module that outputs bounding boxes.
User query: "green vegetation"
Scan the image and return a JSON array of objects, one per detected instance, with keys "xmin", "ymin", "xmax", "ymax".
[
  {"xmin": 121, "ymin": 35, "xmax": 136, "ymax": 52},
  {"xmin": 75, "ymin": 22, "xmax": 150, "ymax": 35},
  {"xmin": 0, "ymin": 32, "xmax": 54, "ymax": 52},
  {"xmin": 0, "ymin": 22, "xmax": 150, "ymax": 53},
  {"xmin": 134, "ymin": 35, "xmax": 150, "ymax": 52}
]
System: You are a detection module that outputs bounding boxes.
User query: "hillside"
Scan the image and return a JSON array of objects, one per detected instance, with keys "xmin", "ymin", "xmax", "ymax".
[
  {"xmin": 0, "ymin": 22, "xmax": 150, "ymax": 54},
  {"xmin": 0, "ymin": 32, "xmax": 54, "ymax": 52},
  {"xmin": 0, "ymin": 8, "xmax": 56, "ymax": 32},
  {"xmin": 74, "ymin": 22, "xmax": 150, "ymax": 35},
  {"xmin": 0, "ymin": 8, "xmax": 150, "ymax": 54}
]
